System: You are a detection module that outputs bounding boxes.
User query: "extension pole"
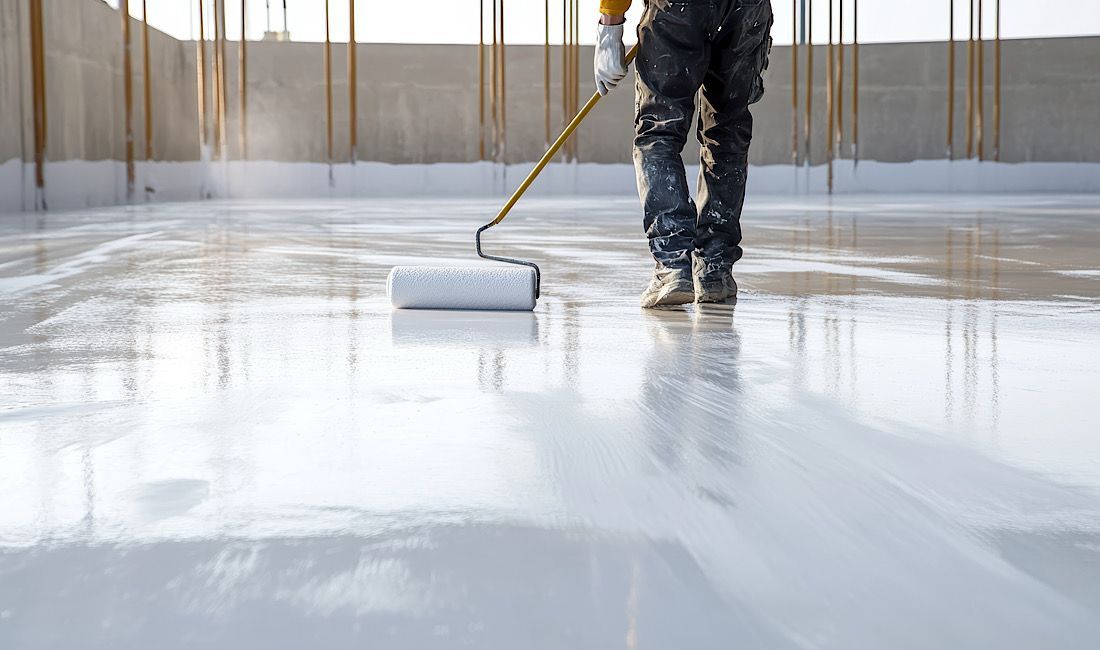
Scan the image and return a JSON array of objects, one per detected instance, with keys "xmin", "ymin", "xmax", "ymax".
[{"xmin": 488, "ymin": 43, "xmax": 639, "ymax": 228}]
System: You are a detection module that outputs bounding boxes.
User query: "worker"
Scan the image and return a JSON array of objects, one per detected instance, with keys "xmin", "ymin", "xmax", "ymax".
[{"xmin": 594, "ymin": 0, "xmax": 774, "ymax": 307}]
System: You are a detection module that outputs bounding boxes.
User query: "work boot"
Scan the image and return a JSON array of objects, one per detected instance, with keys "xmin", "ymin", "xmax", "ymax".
[
  {"xmin": 640, "ymin": 264, "xmax": 695, "ymax": 308},
  {"xmin": 692, "ymin": 252, "xmax": 738, "ymax": 304}
]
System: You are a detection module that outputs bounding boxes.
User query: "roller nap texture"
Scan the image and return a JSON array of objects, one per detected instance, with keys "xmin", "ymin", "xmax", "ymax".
[{"xmin": 387, "ymin": 265, "xmax": 538, "ymax": 311}]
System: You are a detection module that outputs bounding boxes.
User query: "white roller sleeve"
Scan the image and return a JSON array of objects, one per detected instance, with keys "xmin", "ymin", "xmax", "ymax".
[{"xmin": 387, "ymin": 265, "xmax": 538, "ymax": 311}]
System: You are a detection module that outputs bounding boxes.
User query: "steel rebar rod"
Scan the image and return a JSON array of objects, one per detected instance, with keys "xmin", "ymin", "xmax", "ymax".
[
  {"xmin": 544, "ymin": 0, "xmax": 551, "ymax": 147},
  {"xmin": 966, "ymin": 0, "xmax": 973, "ymax": 158},
  {"xmin": 994, "ymin": 0, "xmax": 1000, "ymax": 161},
  {"xmin": 142, "ymin": 0, "xmax": 153, "ymax": 161},
  {"xmin": 121, "ymin": 0, "xmax": 135, "ymax": 200},
  {"xmin": 196, "ymin": 0, "xmax": 207, "ymax": 152},
  {"xmin": 478, "ymin": 0, "xmax": 485, "ymax": 160},
  {"xmin": 348, "ymin": 0, "xmax": 357, "ymax": 164},
  {"xmin": 791, "ymin": 0, "xmax": 799, "ymax": 165},
  {"xmin": 826, "ymin": 0, "xmax": 834, "ymax": 191},
  {"xmin": 29, "ymin": 0, "xmax": 47, "ymax": 205},
  {"xmin": 561, "ymin": 0, "xmax": 568, "ymax": 162},
  {"xmin": 500, "ymin": 0, "xmax": 507, "ymax": 163},
  {"xmin": 976, "ymin": 0, "xmax": 984, "ymax": 161},
  {"xmin": 324, "ymin": 0, "xmax": 332, "ymax": 164},
  {"xmin": 948, "ymin": 0, "xmax": 954, "ymax": 158},
  {"xmin": 804, "ymin": 0, "xmax": 813, "ymax": 166},
  {"xmin": 217, "ymin": 0, "xmax": 228, "ymax": 159},
  {"xmin": 490, "ymin": 0, "xmax": 498, "ymax": 161},
  {"xmin": 852, "ymin": 0, "xmax": 858, "ymax": 161},
  {"xmin": 837, "ymin": 0, "xmax": 843, "ymax": 149},
  {"xmin": 239, "ymin": 0, "xmax": 247, "ymax": 160}
]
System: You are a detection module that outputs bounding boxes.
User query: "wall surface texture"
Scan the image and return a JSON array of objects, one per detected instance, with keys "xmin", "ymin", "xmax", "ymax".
[{"xmin": 1, "ymin": 0, "xmax": 1099, "ymax": 209}]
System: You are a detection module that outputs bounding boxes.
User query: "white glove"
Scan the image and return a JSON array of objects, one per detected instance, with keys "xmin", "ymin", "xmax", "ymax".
[{"xmin": 594, "ymin": 22, "xmax": 628, "ymax": 96}]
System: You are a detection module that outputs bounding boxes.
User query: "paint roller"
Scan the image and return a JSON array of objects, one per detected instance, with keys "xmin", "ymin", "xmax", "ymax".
[{"xmin": 388, "ymin": 44, "xmax": 639, "ymax": 311}]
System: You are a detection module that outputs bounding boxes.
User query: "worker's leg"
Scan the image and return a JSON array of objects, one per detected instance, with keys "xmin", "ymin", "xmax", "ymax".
[
  {"xmin": 634, "ymin": 0, "xmax": 712, "ymax": 273},
  {"xmin": 694, "ymin": 0, "xmax": 773, "ymax": 299}
]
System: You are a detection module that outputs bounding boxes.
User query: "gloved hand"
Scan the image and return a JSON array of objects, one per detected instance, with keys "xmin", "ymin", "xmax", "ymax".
[{"xmin": 594, "ymin": 22, "xmax": 627, "ymax": 96}]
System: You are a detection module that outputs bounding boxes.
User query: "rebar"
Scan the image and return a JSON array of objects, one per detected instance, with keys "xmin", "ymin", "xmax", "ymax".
[
  {"xmin": 348, "ymin": 0, "xmax": 357, "ymax": 164},
  {"xmin": 121, "ymin": 0, "xmax": 135, "ymax": 200}
]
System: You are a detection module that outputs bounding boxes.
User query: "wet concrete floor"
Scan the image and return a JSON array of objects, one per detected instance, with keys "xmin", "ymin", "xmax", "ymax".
[{"xmin": 1, "ymin": 195, "xmax": 1099, "ymax": 648}]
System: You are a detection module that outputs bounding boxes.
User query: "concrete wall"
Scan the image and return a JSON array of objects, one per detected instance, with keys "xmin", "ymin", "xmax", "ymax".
[{"xmin": 2, "ymin": 0, "xmax": 1099, "ymax": 210}]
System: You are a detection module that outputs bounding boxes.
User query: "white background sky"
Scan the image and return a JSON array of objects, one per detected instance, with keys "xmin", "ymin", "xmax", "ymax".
[{"xmin": 108, "ymin": 0, "xmax": 1100, "ymax": 46}]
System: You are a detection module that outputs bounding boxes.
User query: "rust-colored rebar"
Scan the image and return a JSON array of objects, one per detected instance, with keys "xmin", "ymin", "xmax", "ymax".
[
  {"xmin": 826, "ymin": 0, "xmax": 834, "ymax": 191},
  {"xmin": 216, "ymin": 0, "xmax": 228, "ymax": 159},
  {"xmin": 239, "ymin": 0, "xmax": 247, "ymax": 160},
  {"xmin": 966, "ymin": 0, "xmax": 973, "ymax": 158},
  {"xmin": 478, "ymin": 0, "xmax": 485, "ymax": 160},
  {"xmin": 994, "ymin": 0, "xmax": 1000, "ymax": 161},
  {"xmin": 836, "ymin": 0, "xmax": 843, "ymax": 149},
  {"xmin": 196, "ymin": 0, "xmax": 207, "ymax": 153},
  {"xmin": 804, "ymin": 0, "xmax": 813, "ymax": 166},
  {"xmin": 576, "ymin": 0, "xmax": 585, "ymax": 161},
  {"xmin": 544, "ymin": 0, "xmax": 550, "ymax": 147},
  {"xmin": 499, "ymin": 0, "xmax": 507, "ymax": 163},
  {"xmin": 852, "ymin": 0, "xmax": 858, "ymax": 161},
  {"xmin": 976, "ymin": 0, "xmax": 984, "ymax": 161},
  {"xmin": 324, "ymin": 0, "xmax": 332, "ymax": 164},
  {"xmin": 791, "ymin": 0, "xmax": 798, "ymax": 165},
  {"xmin": 947, "ymin": 0, "xmax": 954, "ymax": 158},
  {"xmin": 348, "ymin": 0, "xmax": 357, "ymax": 164},
  {"xmin": 561, "ymin": 0, "xmax": 568, "ymax": 162},
  {"xmin": 141, "ymin": 0, "xmax": 152, "ymax": 161},
  {"xmin": 28, "ymin": 0, "xmax": 47, "ymax": 203},
  {"xmin": 121, "ymin": 0, "xmax": 135, "ymax": 200},
  {"xmin": 490, "ymin": 0, "xmax": 497, "ymax": 161}
]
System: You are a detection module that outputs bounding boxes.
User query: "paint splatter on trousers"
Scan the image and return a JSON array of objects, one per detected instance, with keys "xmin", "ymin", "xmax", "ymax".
[{"xmin": 634, "ymin": 0, "xmax": 773, "ymax": 272}]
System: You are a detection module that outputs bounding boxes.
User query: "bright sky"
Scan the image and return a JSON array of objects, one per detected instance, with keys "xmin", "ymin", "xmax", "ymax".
[{"xmin": 109, "ymin": 0, "xmax": 1100, "ymax": 45}]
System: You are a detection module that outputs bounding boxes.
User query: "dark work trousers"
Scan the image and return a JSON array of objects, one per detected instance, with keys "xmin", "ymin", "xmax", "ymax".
[{"xmin": 634, "ymin": 0, "xmax": 773, "ymax": 272}]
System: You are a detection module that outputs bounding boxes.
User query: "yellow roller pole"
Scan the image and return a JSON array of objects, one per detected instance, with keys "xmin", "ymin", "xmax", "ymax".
[{"xmin": 487, "ymin": 44, "xmax": 638, "ymax": 228}]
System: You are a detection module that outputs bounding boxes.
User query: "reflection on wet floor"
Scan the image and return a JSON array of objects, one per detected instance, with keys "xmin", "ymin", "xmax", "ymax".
[{"xmin": 1, "ymin": 195, "xmax": 1099, "ymax": 648}]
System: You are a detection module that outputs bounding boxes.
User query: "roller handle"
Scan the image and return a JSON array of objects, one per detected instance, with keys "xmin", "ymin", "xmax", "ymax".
[{"xmin": 486, "ymin": 43, "xmax": 639, "ymax": 228}]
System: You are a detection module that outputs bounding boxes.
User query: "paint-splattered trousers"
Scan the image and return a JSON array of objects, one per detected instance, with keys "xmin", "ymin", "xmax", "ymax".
[{"xmin": 634, "ymin": 0, "xmax": 773, "ymax": 272}]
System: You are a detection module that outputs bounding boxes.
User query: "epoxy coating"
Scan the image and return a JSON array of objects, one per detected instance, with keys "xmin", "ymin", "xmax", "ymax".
[{"xmin": 1, "ymin": 195, "xmax": 1099, "ymax": 648}]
